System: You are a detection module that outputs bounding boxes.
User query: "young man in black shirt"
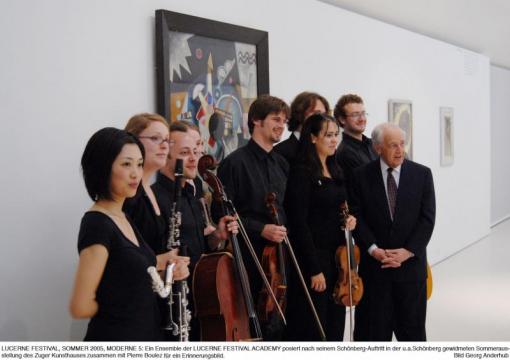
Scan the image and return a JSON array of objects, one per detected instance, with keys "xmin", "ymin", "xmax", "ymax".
[
  {"xmin": 334, "ymin": 94, "xmax": 378, "ymax": 188},
  {"xmin": 217, "ymin": 95, "xmax": 290, "ymax": 340},
  {"xmin": 152, "ymin": 122, "xmax": 237, "ymax": 340},
  {"xmin": 153, "ymin": 123, "xmax": 236, "ymax": 267}
]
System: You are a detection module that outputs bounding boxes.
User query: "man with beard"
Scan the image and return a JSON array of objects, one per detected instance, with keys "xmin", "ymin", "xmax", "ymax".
[
  {"xmin": 152, "ymin": 122, "xmax": 238, "ymax": 340},
  {"xmin": 334, "ymin": 94, "xmax": 377, "ymax": 189},
  {"xmin": 216, "ymin": 95, "xmax": 290, "ymax": 340}
]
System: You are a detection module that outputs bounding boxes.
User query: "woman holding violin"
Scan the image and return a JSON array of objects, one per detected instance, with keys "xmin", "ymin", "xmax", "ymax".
[{"xmin": 284, "ymin": 113, "xmax": 356, "ymax": 341}]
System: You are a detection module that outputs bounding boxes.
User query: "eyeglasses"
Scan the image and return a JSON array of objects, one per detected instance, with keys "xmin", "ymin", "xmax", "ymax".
[
  {"xmin": 138, "ymin": 135, "xmax": 171, "ymax": 145},
  {"xmin": 345, "ymin": 112, "xmax": 369, "ymax": 120}
]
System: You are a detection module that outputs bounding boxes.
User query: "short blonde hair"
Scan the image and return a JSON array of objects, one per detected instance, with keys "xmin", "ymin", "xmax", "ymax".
[{"xmin": 125, "ymin": 113, "xmax": 168, "ymax": 136}]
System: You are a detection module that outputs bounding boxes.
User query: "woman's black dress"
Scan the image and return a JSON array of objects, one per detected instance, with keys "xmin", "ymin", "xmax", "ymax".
[
  {"xmin": 284, "ymin": 164, "xmax": 347, "ymax": 341},
  {"xmin": 123, "ymin": 185, "xmax": 181, "ymax": 338},
  {"xmin": 123, "ymin": 186, "xmax": 167, "ymax": 254},
  {"xmin": 78, "ymin": 211, "xmax": 163, "ymax": 341}
]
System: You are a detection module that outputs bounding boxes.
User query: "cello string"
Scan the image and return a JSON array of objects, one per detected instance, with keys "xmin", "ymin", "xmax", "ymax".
[{"xmin": 229, "ymin": 229, "xmax": 263, "ymax": 339}]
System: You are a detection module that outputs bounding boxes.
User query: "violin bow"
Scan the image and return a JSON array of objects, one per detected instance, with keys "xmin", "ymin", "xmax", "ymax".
[
  {"xmin": 266, "ymin": 192, "xmax": 326, "ymax": 341},
  {"xmin": 197, "ymin": 155, "xmax": 287, "ymax": 326},
  {"xmin": 341, "ymin": 201, "xmax": 355, "ymax": 341}
]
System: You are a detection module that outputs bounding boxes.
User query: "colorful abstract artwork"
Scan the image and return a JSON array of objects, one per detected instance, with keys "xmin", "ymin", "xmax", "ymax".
[{"xmin": 156, "ymin": 11, "xmax": 269, "ymax": 161}]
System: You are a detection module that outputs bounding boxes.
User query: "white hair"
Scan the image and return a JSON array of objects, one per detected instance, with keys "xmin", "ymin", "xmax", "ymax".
[{"xmin": 371, "ymin": 123, "xmax": 406, "ymax": 145}]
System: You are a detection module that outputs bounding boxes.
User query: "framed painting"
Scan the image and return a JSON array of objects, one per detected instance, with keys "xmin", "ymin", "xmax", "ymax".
[
  {"xmin": 440, "ymin": 107, "xmax": 454, "ymax": 166},
  {"xmin": 156, "ymin": 10, "xmax": 269, "ymax": 161},
  {"xmin": 388, "ymin": 99, "xmax": 413, "ymax": 160}
]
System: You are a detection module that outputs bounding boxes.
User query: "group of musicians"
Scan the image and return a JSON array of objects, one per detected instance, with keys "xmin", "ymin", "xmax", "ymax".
[{"xmin": 69, "ymin": 92, "xmax": 436, "ymax": 342}]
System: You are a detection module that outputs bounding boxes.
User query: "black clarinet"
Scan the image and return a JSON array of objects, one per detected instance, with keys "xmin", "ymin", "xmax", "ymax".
[{"xmin": 166, "ymin": 159, "xmax": 191, "ymax": 341}]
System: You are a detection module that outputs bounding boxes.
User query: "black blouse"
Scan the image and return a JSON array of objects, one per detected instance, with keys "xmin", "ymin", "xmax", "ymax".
[
  {"xmin": 284, "ymin": 165, "xmax": 348, "ymax": 278},
  {"xmin": 123, "ymin": 186, "xmax": 167, "ymax": 254},
  {"xmin": 77, "ymin": 211, "xmax": 162, "ymax": 341}
]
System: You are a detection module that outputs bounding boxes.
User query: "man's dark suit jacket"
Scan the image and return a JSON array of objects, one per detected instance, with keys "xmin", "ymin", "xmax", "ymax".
[
  {"xmin": 350, "ymin": 159, "xmax": 435, "ymax": 282},
  {"xmin": 274, "ymin": 133, "xmax": 299, "ymax": 165}
]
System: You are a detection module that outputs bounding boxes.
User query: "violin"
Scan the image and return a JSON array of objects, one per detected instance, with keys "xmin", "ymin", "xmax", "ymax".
[
  {"xmin": 333, "ymin": 201, "xmax": 364, "ymax": 341},
  {"xmin": 257, "ymin": 193, "xmax": 287, "ymax": 333},
  {"xmin": 265, "ymin": 192, "xmax": 327, "ymax": 341},
  {"xmin": 193, "ymin": 155, "xmax": 285, "ymax": 341}
]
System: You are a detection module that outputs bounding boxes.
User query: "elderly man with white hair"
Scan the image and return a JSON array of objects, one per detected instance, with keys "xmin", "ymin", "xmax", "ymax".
[{"xmin": 350, "ymin": 123, "xmax": 436, "ymax": 341}]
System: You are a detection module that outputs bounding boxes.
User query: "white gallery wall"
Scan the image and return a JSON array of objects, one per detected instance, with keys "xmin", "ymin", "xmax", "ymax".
[
  {"xmin": 490, "ymin": 65, "xmax": 510, "ymax": 225},
  {"xmin": 0, "ymin": 0, "xmax": 491, "ymax": 340}
]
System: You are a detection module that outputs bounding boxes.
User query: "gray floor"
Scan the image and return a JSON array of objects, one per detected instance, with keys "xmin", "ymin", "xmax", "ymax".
[
  {"xmin": 427, "ymin": 219, "xmax": 510, "ymax": 341},
  {"xmin": 344, "ymin": 219, "xmax": 510, "ymax": 341}
]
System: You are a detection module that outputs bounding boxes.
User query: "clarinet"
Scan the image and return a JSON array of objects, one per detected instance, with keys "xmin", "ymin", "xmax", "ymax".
[
  {"xmin": 147, "ymin": 262, "xmax": 178, "ymax": 335},
  {"xmin": 166, "ymin": 159, "xmax": 192, "ymax": 341},
  {"xmin": 147, "ymin": 263, "xmax": 175, "ymax": 299}
]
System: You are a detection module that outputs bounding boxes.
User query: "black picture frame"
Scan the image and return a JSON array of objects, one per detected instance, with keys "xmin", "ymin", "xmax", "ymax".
[{"xmin": 155, "ymin": 10, "xmax": 269, "ymax": 161}]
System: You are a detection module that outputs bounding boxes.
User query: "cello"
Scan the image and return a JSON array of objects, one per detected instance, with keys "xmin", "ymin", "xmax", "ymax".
[
  {"xmin": 333, "ymin": 201, "xmax": 363, "ymax": 341},
  {"xmin": 192, "ymin": 155, "xmax": 285, "ymax": 341}
]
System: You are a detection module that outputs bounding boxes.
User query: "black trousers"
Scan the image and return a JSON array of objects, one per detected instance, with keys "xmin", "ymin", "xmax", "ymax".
[{"xmin": 354, "ymin": 277, "xmax": 427, "ymax": 341}]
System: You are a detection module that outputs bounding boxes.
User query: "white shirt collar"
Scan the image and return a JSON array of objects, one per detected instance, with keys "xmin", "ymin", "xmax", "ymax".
[
  {"xmin": 380, "ymin": 158, "xmax": 402, "ymax": 175},
  {"xmin": 293, "ymin": 131, "xmax": 301, "ymax": 140}
]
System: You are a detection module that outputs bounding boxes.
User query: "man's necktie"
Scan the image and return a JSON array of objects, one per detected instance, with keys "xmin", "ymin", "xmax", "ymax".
[{"xmin": 387, "ymin": 168, "xmax": 397, "ymax": 218}]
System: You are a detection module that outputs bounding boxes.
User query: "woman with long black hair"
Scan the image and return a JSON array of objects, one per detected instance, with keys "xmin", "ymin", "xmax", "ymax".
[{"xmin": 284, "ymin": 113, "xmax": 356, "ymax": 341}]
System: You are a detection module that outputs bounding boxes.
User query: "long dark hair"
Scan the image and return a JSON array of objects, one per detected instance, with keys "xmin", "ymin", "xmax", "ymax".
[
  {"xmin": 296, "ymin": 113, "xmax": 343, "ymax": 181},
  {"xmin": 288, "ymin": 92, "xmax": 330, "ymax": 132},
  {"xmin": 81, "ymin": 127, "xmax": 145, "ymax": 201}
]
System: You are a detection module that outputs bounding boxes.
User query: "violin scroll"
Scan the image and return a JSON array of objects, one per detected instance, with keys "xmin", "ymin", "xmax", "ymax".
[
  {"xmin": 198, "ymin": 155, "xmax": 225, "ymax": 204},
  {"xmin": 265, "ymin": 192, "xmax": 280, "ymax": 224},
  {"xmin": 339, "ymin": 201, "xmax": 349, "ymax": 230},
  {"xmin": 197, "ymin": 154, "xmax": 217, "ymax": 174}
]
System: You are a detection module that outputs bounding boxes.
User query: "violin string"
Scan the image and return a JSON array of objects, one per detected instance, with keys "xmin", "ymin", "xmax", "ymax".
[
  {"xmin": 231, "ymin": 208, "xmax": 287, "ymax": 325},
  {"xmin": 197, "ymin": 162, "xmax": 287, "ymax": 326}
]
